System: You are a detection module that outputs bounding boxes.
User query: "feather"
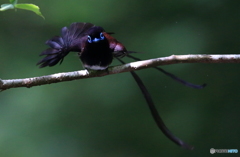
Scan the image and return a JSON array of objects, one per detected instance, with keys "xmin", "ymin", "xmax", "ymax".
[{"xmin": 37, "ymin": 23, "xmax": 96, "ymax": 68}]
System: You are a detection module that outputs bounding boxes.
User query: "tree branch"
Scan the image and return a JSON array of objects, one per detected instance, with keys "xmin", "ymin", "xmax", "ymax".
[{"xmin": 1, "ymin": 54, "xmax": 240, "ymax": 91}]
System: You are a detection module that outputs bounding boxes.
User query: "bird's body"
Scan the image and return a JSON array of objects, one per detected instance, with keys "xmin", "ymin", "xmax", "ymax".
[
  {"xmin": 37, "ymin": 22, "xmax": 127, "ymax": 70},
  {"xmin": 80, "ymin": 37, "xmax": 112, "ymax": 70}
]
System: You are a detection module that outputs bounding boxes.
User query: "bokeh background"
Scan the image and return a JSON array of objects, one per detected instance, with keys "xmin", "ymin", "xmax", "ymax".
[{"xmin": 0, "ymin": 0, "xmax": 240, "ymax": 156}]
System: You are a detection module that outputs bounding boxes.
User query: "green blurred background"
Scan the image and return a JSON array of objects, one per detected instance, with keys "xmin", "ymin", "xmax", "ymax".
[{"xmin": 0, "ymin": 0, "xmax": 240, "ymax": 156}]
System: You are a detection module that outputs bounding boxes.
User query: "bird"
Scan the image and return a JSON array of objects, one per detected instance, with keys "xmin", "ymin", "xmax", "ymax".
[
  {"xmin": 37, "ymin": 22, "xmax": 205, "ymax": 150},
  {"xmin": 37, "ymin": 22, "xmax": 128, "ymax": 70}
]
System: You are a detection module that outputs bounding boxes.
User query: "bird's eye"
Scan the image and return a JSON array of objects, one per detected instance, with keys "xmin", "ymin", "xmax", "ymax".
[
  {"xmin": 87, "ymin": 36, "xmax": 92, "ymax": 43},
  {"xmin": 100, "ymin": 33, "xmax": 104, "ymax": 40}
]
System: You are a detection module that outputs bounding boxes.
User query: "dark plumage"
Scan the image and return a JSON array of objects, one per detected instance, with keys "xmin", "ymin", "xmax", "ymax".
[
  {"xmin": 37, "ymin": 22, "xmax": 126, "ymax": 70},
  {"xmin": 37, "ymin": 22, "xmax": 206, "ymax": 150}
]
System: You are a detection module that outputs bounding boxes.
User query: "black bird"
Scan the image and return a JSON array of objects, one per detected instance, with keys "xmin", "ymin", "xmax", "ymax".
[
  {"xmin": 38, "ymin": 22, "xmax": 205, "ymax": 150},
  {"xmin": 37, "ymin": 22, "xmax": 127, "ymax": 70}
]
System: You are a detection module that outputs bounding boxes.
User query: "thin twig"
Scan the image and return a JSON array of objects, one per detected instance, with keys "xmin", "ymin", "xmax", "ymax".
[{"xmin": 1, "ymin": 54, "xmax": 240, "ymax": 91}]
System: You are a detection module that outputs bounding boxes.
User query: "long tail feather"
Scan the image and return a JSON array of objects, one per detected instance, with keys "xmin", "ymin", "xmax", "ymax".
[
  {"xmin": 127, "ymin": 54, "xmax": 206, "ymax": 89},
  {"xmin": 117, "ymin": 58, "xmax": 194, "ymax": 150}
]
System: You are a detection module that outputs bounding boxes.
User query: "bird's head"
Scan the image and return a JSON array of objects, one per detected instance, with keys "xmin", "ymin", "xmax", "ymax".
[{"xmin": 87, "ymin": 26, "xmax": 105, "ymax": 43}]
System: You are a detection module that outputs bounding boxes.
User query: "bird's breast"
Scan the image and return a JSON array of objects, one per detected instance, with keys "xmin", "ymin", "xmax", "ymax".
[{"xmin": 79, "ymin": 41, "xmax": 113, "ymax": 70}]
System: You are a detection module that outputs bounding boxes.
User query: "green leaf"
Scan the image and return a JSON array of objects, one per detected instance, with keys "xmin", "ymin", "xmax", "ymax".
[
  {"xmin": 0, "ymin": 4, "xmax": 14, "ymax": 11},
  {"xmin": 15, "ymin": 3, "xmax": 45, "ymax": 19},
  {"xmin": 10, "ymin": 0, "xmax": 18, "ymax": 5}
]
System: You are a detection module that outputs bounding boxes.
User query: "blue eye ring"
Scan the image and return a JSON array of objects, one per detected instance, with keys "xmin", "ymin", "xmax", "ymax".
[
  {"xmin": 100, "ymin": 32, "xmax": 104, "ymax": 40},
  {"xmin": 87, "ymin": 35, "xmax": 92, "ymax": 43}
]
